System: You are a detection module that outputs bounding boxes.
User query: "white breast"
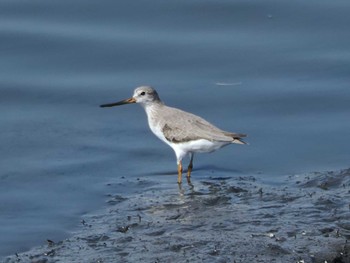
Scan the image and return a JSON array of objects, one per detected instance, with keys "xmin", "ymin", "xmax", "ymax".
[{"xmin": 145, "ymin": 105, "xmax": 172, "ymax": 146}]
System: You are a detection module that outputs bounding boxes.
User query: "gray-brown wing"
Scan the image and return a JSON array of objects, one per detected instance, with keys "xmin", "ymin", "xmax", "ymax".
[{"xmin": 160, "ymin": 107, "xmax": 242, "ymax": 143}]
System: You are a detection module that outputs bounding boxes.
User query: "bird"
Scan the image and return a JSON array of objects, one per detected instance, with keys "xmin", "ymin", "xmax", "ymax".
[{"xmin": 100, "ymin": 86, "xmax": 247, "ymax": 184}]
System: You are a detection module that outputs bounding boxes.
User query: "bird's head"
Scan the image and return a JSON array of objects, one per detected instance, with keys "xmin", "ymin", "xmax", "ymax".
[{"xmin": 100, "ymin": 86, "xmax": 162, "ymax": 108}]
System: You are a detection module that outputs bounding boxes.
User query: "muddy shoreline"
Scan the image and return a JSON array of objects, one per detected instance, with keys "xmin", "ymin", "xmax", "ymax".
[{"xmin": 3, "ymin": 169, "xmax": 350, "ymax": 263}]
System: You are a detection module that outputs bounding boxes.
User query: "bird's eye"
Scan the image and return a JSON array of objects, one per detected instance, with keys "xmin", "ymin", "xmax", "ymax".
[{"xmin": 140, "ymin": 91, "xmax": 146, "ymax": 96}]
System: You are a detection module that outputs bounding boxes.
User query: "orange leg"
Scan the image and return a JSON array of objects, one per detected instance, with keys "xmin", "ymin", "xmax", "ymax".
[
  {"xmin": 177, "ymin": 161, "xmax": 183, "ymax": 184},
  {"xmin": 187, "ymin": 153, "xmax": 194, "ymax": 178}
]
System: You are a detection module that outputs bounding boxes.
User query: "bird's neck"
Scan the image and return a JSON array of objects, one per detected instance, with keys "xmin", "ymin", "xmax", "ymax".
[{"xmin": 142, "ymin": 101, "xmax": 164, "ymax": 119}]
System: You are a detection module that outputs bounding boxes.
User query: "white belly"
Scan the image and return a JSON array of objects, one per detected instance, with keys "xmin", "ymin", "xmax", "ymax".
[{"xmin": 173, "ymin": 139, "xmax": 229, "ymax": 154}]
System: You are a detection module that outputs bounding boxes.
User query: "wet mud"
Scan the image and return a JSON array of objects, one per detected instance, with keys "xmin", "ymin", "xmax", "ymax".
[{"xmin": 3, "ymin": 169, "xmax": 350, "ymax": 263}]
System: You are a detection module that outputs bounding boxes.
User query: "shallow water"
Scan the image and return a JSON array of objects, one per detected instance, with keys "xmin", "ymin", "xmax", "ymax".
[
  {"xmin": 1, "ymin": 0, "xmax": 350, "ymax": 259},
  {"xmin": 4, "ymin": 169, "xmax": 350, "ymax": 262}
]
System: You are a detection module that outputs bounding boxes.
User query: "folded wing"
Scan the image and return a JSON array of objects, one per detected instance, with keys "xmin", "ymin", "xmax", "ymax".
[{"xmin": 160, "ymin": 107, "xmax": 247, "ymax": 144}]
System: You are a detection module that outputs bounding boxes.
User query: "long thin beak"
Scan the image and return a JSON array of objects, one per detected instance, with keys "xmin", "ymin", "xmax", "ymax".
[{"xmin": 100, "ymin": 97, "xmax": 136, "ymax": 108}]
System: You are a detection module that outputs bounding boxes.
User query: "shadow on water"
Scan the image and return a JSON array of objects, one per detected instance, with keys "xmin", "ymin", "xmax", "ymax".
[
  {"xmin": 144, "ymin": 170, "xmax": 177, "ymax": 176},
  {"xmin": 193, "ymin": 164, "xmax": 244, "ymax": 174},
  {"xmin": 143, "ymin": 164, "xmax": 243, "ymax": 177}
]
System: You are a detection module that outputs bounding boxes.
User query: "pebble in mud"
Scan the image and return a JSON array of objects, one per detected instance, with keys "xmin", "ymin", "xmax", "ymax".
[
  {"xmin": 3, "ymin": 169, "xmax": 350, "ymax": 263},
  {"xmin": 116, "ymin": 225, "xmax": 130, "ymax": 233}
]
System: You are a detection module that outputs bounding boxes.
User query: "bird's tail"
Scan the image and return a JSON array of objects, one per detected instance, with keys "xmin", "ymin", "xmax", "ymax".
[
  {"xmin": 226, "ymin": 133, "xmax": 247, "ymax": 145},
  {"xmin": 232, "ymin": 138, "xmax": 247, "ymax": 145}
]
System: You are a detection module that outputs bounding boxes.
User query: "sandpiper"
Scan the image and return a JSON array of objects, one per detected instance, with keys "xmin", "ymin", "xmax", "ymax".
[{"xmin": 100, "ymin": 86, "xmax": 247, "ymax": 183}]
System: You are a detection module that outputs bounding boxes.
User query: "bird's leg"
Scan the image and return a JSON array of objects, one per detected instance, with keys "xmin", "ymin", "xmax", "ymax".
[
  {"xmin": 187, "ymin": 153, "xmax": 194, "ymax": 178},
  {"xmin": 177, "ymin": 161, "xmax": 183, "ymax": 184}
]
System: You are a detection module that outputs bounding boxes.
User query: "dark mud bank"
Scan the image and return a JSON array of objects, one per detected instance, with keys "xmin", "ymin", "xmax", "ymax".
[{"xmin": 4, "ymin": 169, "xmax": 350, "ymax": 263}]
